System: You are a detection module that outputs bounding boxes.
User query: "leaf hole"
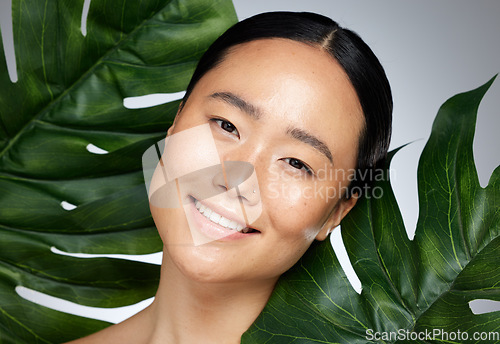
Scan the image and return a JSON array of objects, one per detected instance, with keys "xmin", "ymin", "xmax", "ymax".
[
  {"xmin": 330, "ymin": 227, "xmax": 362, "ymax": 294},
  {"xmin": 80, "ymin": 0, "xmax": 92, "ymax": 36},
  {"xmin": 15, "ymin": 285, "xmax": 153, "ymax": 324},
  {"xmin": 0, "ymin": 0, "xmax": 18, "ymax": 83},
  {"xmin": 469, "ymin": 299, "xmax": 500, "ymax": 315},
  {"xmin": 123, "ymin": 91, "xmax": 186, "ymax": 109},
  {"xmin": 60, "ymin": 201, "xmax": 77, "ymax": 211},
  {"xmin": 86, "ymin": 143, "xmax": 109, "ymax": 155},
  {"xmin": 50, "ymin": 246, "xmax": 162, "ymax": 265}
]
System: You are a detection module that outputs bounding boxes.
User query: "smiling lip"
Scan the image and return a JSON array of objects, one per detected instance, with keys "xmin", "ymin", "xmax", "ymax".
[{"xmin": 187, "ymin": 196, "xmax": 260, "ymax": 241}]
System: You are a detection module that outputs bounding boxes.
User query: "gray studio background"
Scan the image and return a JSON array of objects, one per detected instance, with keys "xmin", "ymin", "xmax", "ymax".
[{"xmin": 1, "ymin": 0, "xmax": 499, "ymax": 323}]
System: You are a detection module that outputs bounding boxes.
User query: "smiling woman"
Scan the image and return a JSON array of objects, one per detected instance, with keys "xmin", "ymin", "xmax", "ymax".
[{"xmin": 67, "ymin": 11, "xmax": 392, "ymax": 344}]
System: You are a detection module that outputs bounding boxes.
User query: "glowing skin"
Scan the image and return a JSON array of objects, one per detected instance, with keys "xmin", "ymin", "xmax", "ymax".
[
  {"xmin": 68, "ymin": 38, "xmax": 364, "ymax": 344},
  {"xmin": 156, "ymin": 38, "xmax": 363, "ymax": 284}
]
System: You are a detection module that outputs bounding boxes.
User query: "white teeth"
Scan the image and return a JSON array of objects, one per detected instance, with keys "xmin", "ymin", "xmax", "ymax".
[
  {"xmin": 209, "ymin": 212, "xmax": 221, "ymax": 223},
  {"xmin": 194, "ymin": 199, "xmax": 248, "ymax": 232},
  {"xmin": 219, "ymin": 217, "xmax": 230, "ymax": 227},
  {"xmin": 203, "ymin": 207, "xmax": 213, "ymax": 218}
]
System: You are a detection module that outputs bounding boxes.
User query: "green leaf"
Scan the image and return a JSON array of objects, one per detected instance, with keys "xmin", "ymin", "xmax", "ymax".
[
  {"xmin": 242, "ymin": 78, "xmax": 499, "ymax": 344},
  {"xmin": 0, "ymin": 0, "xmax": 237, "ymax": 342},
  {"xmin": 2, "ymin": 1, "xmax": 498, "ymax": 343}
]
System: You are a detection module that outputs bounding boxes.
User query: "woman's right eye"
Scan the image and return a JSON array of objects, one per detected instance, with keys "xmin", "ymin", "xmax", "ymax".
[
  {"xmin": 213, "ymin": 119, "xmax": 240, "ymax": 137},
  {"xmin": 283, "ymin": 157, "xmax": 313, "ymax": 175}
]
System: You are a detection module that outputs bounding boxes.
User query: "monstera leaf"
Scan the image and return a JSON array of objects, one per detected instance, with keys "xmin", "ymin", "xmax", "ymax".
[
  {"xmin": 0, "ymin": 0, "xmax": 237, "ymax": 342},
  {"xmin": 242, "ymin": 77, "xmax": 499, "ymax": 343}
]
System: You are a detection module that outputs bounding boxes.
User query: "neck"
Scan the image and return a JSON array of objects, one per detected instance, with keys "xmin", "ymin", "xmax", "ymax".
[{"xmin": 146, "ymin": 249, "xmax": 277, "ymax": 344}]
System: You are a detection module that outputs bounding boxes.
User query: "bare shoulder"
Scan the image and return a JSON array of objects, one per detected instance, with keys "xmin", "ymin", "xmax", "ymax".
[
  {"xmin": 64, "ymin": 308, "xmax": 152, "ymax": 344},
  {"xmin": 65, "ymin": 324, "xmax": 118, "ymax": 344}
]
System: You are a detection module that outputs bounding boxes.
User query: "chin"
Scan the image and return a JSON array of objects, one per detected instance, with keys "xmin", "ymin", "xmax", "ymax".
[{"xmin": 168, "ymin": 244, "xmax": 244, "ymax": 283}]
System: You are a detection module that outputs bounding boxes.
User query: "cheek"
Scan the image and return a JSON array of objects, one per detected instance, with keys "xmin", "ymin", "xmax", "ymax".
[
  {"xmin": 255, "ymin": 190, "xmax": 337, "ymax": 277},
  {"xmin": 257, "ymin": 221, "xmax": 320, "ymax": 278},
  {"xmin": 263, "ymin": 178, "xmax": 334, "ymax": 238},
  {"xmin": 151, "ymin": 204, "xmax": 230, "ymax": 281},
  {"xmin": 150, "ymin": 205, "xmax": 191, "ymax": 246}
]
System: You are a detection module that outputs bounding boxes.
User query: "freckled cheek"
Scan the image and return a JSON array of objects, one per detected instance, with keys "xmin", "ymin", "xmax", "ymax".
[{"xmin": 261, "ymin": 180, "xmax": 328, "ymax": 239}]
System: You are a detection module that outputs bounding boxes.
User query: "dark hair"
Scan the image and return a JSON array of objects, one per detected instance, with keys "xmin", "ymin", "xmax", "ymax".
[{"xmin": 182, "ymin": 12, "xmax": 392, "ymax": 198}]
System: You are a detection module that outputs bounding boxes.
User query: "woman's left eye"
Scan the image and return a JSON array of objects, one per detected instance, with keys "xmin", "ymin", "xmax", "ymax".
[
  {"xmin": 213, "ymin": 119, "xmax": 239, "ymax": 137},
  {"xmin": 283, "ymin": 158, "xmax": 313, "ymax": 175}
]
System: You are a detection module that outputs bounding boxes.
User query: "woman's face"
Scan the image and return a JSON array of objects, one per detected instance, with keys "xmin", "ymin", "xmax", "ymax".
[{"xmin": 151, "ymin": 38, "xmax": 363, "ymax": 284}]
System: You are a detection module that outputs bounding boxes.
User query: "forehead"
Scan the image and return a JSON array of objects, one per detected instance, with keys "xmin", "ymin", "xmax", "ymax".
[{"xmin": 190, "ymin": 38, "xmax": 364, "ymax": 165}]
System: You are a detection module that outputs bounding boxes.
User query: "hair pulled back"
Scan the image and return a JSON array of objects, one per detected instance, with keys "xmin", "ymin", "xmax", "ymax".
[{"xmin": 182, "ymin": 12, "xmax": 392, "ymax": 197}]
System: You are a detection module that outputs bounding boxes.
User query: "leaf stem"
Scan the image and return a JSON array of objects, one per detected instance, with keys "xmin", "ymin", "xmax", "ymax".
[
  {"xmin": 41, "ymin": 0, "xmax": 54, "ymax": 100},
  {"xmin": 301, "ymin": 264, "xmax": 370, "ymax": 331},
  {"xmin": 0, "ymin": 2, "xmax": 174, "ymax": 160},
  {"xmin": 445, "ymin": 141, "xmax": 464, "ymax": 270}
]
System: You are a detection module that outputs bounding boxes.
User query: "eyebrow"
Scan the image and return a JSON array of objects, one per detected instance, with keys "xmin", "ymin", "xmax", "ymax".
[
  {"xmin": 287, "ymin": 127, "xmax": 333, "ymax": 164},
  {"xmin": 208, "ymin": 91, "xmax": 333, "ymax": 164},
  {"xmin": 209, "ymin": 92, "xmax": 261, "ymax": 119}
]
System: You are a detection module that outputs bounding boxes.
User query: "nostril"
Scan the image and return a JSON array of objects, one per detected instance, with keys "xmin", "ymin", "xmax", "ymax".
[
  {"xmin": 218, "ymin": 183, "xmax": 228, "ymax": 192},
  {"xmin": 234, "ymin": 186, "xmax": 250, "ymax": 202}
]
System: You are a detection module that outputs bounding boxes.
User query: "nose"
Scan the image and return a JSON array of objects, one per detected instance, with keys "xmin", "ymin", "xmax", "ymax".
[{"xmin": 212, "ymin": 161, "xmax": 261, "ymax": 205}]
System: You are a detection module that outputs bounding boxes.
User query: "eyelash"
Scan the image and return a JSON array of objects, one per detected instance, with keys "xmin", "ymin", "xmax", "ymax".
[
  {"xmin": 211, "ymin": 117, "xmax": 313, "ymax": 175},
  {"xmin": 283, "ymin": 158, "xmax": 313, "ymax": 175},
  {"xmin": 212, "ymin": 118, "xmax": 240, "ymax": 138}
]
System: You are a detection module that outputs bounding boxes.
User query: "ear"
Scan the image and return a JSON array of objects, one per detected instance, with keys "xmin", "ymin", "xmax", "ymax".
[
  {"xmin": 167, "ymin": 101, "xmax": 184, "ymax": 136},
  {"xmin": 315, "ymin": 193, "xmax": 359, "ymax": 241}
]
